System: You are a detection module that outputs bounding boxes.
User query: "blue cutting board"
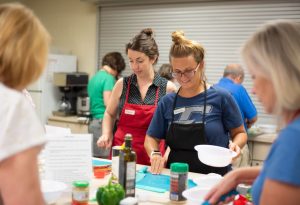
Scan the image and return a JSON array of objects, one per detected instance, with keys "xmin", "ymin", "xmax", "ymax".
[{"xmin": 136, "ymin": 168, "xmax": 197, "ymax": 193}]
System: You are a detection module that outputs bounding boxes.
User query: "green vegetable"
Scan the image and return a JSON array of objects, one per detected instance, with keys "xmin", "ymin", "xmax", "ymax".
[
  {"xmin": 96, "ymin": 178, "xmax": 125, "ymax": 205},
  {"xmin": 245, "ymin": 188, "xmax": 252, "ymax": 202}
]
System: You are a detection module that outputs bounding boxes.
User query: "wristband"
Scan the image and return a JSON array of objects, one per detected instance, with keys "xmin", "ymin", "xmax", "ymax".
[{"xmin": 150, "ymin": 150, "xmax": 162, "ymax": 158}]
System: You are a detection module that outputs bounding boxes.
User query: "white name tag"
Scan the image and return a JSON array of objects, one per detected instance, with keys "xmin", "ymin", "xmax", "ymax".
[
  {"xmin": 174, "ymin": 107, "xmax": 185, "ymax": 115},
  {"xmin": 125, "ymin": 109, "xmax": 135, "ymax": 115}
]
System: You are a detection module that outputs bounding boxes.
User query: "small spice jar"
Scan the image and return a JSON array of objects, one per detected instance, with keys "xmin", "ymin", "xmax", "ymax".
[
  {"xmin": 72, "ymin": 180, "xmax": 89, "ymax": 205},
  {"xmin": 170, "ymin": 163, "xmax": 189, "ymax": 201}
]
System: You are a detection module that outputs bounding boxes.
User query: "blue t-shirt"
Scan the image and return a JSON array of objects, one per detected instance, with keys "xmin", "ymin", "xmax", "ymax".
[
  {"xmin": 147, "ymin": 86, "xmax": 243, "ymax": 147},
  {"xmin": 252, "ymin": 117, "xmax": 300, "ymax": 205},
  {"xmin": 214, "ymin": 78, "xmax": 257, "ymax": 130}
]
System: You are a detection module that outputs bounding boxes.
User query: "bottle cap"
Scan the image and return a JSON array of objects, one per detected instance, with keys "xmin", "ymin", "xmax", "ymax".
[
  {"xmin": 73, "ymin": 180, "xmax": 89, "ymax": 187},
  {"xmin": 124, "ymin": 134, "xmax": 132, "ymax": 147},
  {"xmin": 170, "ymin": 163, "xmax": 189, "ymax": 173},
  {"xmin": 125, "ymin": 133, "xmax": 132, "ymax": 140}
]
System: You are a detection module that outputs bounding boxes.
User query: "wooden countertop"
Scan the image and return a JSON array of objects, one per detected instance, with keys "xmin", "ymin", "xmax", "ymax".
[
  {"xmin": 48, "ymin": 115, "xmax": 89, "ymax": 124},
  {"xmin": 248, "ymin": 133, "xmax": 277, "ymax": 143}
]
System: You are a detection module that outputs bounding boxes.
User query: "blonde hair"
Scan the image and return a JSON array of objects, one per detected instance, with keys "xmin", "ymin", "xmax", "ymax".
[
  {"xmin": 169, "ymin": 31, "xmax": 205, "ymax": 64},
  {"xmin": 0, "ymin": 3, "xmax": 50, "ymax": 90},
  {"xmin": 242, "ymin": 20, "xmax": 300, "ymax": 117}
]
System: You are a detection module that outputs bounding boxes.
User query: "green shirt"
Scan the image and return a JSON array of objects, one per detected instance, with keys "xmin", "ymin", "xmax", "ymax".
[{"xmin": 88, "ymin": 70, "xmax": 116, "ymax": 119}]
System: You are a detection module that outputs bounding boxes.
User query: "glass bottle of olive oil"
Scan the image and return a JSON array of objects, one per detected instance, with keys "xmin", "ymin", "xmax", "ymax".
[{"xmin": 119, "ymin": 133, "xmax": 136, "ymax": 197}]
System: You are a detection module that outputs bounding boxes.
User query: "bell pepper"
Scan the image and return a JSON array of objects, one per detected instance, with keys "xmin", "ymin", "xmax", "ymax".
[
  {"xmin": 96, "ymin": 178, "xmax": 125, "ymax": 205},
  {"xmin": 233, "ymin": 194, "xmax": 247, "ymax": 205}
]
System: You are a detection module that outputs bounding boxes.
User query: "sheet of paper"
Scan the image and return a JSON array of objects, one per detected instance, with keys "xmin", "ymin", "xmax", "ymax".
[
  {"xmin": 43, "ymin": 133, "xmax": 93, "ymax": 188},
  {"xmin": 44, "ymin": 125, "xmax": 71, "ymax": 134}
]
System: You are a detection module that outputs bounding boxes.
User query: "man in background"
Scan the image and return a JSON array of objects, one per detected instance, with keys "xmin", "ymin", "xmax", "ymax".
[{"xmin": 215, "ymin": 64, "xmax": 257, "ymax": 167}]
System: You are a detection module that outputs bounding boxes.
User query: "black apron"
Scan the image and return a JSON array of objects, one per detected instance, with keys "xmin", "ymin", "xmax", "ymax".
[{"xmin": 166, "ymin": 84, "xmax": 229, "ymax": 176}]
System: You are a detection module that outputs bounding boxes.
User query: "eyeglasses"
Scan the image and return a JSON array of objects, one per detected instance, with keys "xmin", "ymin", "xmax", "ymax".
[{"xmin": 171, "ymin": 64, "xmax": 199, "ymax": 79}]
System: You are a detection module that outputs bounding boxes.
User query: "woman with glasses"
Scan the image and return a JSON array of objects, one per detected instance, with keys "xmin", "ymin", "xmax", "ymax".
[
  {"xmin": 97, "ymin": 28, "xmax": 176, "ymax": 165},
  {"xmin": 144, "ymin": 31, "xmax": 247, "ymax": 175}
]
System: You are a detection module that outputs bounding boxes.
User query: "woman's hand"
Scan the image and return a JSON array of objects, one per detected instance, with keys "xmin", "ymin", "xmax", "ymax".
[
  {"xmin": 144, "ymin": 135, "xmax": 166, "ymax": 174},
  {"xmin": 204, "ymin": 167, "xmax": 260, "ymax": 204},
  {"xmin": 97, "ymin": 134, "xmax": 112, "ymax": 149},
  {"xmin": 149, "ymin": 154, "xmax": 165, "ymax": 175},
  {"xmin": 204, "ymin": 169, "xmax": 240, "ymax": 204}
]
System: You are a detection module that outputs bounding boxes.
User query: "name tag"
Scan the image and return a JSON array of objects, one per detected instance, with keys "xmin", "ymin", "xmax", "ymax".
[
  {"xmin": 174, "ymin": 107, "xmax": 185, "ymax": 115},
  {"xmin": 125, "ymin": 109, "xmax": 135, "ymax": 115}
]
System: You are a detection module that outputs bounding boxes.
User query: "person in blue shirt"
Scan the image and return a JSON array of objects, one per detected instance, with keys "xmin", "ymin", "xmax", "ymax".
[
  {"xmin": 215, "ymin": 64, "xmax": 257, "ymax": 129},
  {"xmin": 144, "ymin": 31, "xmax": 247, "ymax": 175},
  {"xmin": 215, "ymin": 64, "xmax": 257, "ymax": 167},
  {"xmin": 204, "ymin": 20, "xmax": 300, "ymax": 205}
]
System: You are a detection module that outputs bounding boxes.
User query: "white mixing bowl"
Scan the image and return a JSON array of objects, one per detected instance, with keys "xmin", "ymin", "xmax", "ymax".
[
  {"xmin": 194, "ymin": 145, "xmax": 237, "ymax": 167},
  {"xmin": 41, "ymin": 179, "xmax": 67, "ymax": 204}
]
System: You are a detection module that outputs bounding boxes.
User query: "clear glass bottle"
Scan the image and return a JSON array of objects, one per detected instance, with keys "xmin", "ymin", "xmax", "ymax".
[
  {"xmin": 119, "ymin": 134, "xmax": 136, "ymax": 197},
  {"xmin": 72, "ymin": 180, "xmax": 89, "ymax": 205}
]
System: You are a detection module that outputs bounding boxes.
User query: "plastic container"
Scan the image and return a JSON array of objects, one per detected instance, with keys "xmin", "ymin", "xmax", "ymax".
[
  {"xmin": 170, "ymin": 162, "xmax": 189, "ymax": 201},
  {"xmin": 72, "ymin": 180, "xmax": 89, "ymax": 205}
]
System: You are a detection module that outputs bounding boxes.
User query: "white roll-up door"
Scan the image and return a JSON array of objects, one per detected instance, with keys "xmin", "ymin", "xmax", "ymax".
[{"xmin": 97, "ymin": 0, "xmax": 300, "ymax": 125}]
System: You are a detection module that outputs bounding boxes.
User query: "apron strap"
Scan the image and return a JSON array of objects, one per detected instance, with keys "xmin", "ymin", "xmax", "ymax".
[
  {"xmin": 154, "ymin": 86, "xmax": 160, "ymax": 106},
  {"xmin": 203, "ymin": 82, "xmax": 207, "ymax": 123},
  {"xmin": 125, "ymin": 75, "xmax": 160, "ymax": 105},
  {"xmin": 124, "ymin": 76, "xmax": 132, "ymax": 104}
]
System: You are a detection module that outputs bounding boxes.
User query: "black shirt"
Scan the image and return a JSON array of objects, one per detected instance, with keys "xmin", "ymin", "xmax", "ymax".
[{"xmin": 118, "ymin": 73, "xmax": 168, "ymax": 113}]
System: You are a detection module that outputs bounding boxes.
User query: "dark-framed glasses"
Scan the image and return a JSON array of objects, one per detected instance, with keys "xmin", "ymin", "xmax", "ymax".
[{"xmin": 171, "ymin": 63, "xmax": 199, "ymax": 79}]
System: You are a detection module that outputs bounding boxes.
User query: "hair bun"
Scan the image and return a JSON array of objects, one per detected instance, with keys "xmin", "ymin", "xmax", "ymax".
[
  {"xmin": 141, "ymin": 28, "xmax": 153, "ymax": 37},
  {"xmin": 172, "ymin": 31, "xmax": 185, "ymax": 44}
]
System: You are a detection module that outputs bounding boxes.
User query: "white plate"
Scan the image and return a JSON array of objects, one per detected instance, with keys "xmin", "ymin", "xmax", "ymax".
[{"xmin": 195, "ymin": 145, "xmax": 237, "ymax": 167}]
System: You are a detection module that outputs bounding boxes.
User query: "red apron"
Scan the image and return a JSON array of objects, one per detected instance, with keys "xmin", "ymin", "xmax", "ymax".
[{"xmin": 113, "ymin": 77, "xmax": 165, "ymax": 165}]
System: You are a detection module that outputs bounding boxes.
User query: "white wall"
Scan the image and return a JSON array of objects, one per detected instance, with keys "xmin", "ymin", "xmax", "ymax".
[{"xmin": 21, "ymin": 0, "xmax": 98, "ymax": 77}]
